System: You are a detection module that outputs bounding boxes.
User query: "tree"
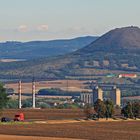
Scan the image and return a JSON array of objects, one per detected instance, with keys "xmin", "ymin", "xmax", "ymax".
[
  {"xmin": 6, "ymin": 99, "xmax": 18, "ymax": 109},
  {"xmin": 104, "ymin": 100, "xmax": 114, "ymax": 119},
  {"xmin": 132, "ymin": 102, "xmax": 140, "ymax": 119},
  {"xmin": 0, "ymin": 83, "xmax": 9, "ymax": 109},
  {"xmin": 39, "ymin": 103, "xmax": 51, "ymax": 109},
  {"xmin": 22, "ymin": 99, "xmax": 32, "ymax": 108},
  {"xmin": 84, "ymin": 104, "xmax": 94, "ymax": 119},
  {"xmin": 94, "ymin": 99, "xmax": 106, "ymax": 119},
  {"xmin": 0, "ymin": 83, "xmax": 9, "ymax": 116},
  {"xmin": 121, "ymin": 102, "xmax": 133, "ymax": 119}
]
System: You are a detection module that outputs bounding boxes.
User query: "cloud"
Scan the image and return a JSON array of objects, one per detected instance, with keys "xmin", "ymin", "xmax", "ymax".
[
  {"xmin": 18, "ymin": 25, "xmax": 28, "ymax": 32},
  {"xmin": 37, "ymin": 24, "xmax": 48, "ymax": 31}
]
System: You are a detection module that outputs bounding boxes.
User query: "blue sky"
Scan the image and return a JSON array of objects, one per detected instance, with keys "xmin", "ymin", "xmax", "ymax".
[{"xmin": 0, "ymin": 0, "xmax": 140, "ymax": 41}]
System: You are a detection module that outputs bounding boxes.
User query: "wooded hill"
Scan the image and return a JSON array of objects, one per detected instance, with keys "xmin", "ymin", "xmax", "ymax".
[{"xmin": 1, "ymin": 26, "xmax": 140, "ymax": 79}]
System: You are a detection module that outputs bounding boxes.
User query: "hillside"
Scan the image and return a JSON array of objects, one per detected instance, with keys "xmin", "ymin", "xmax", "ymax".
[
  {"xmin": 0, "ymin": 36, "xmax": 97, "ymax": 60},
  {"xmin": 1, "ymin": 26, "xmax": 140, "ymax": 79},
  {"xmin": 74, "ymin": 26, "xmax": 140, "ymax": 70}
]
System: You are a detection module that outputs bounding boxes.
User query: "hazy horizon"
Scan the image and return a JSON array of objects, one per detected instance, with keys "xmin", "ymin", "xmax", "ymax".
[{"xmin": 0, "ymin": 0, "xmax": 140, "ymax": 41}]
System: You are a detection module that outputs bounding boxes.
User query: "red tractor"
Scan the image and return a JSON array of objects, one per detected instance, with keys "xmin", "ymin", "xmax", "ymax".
[{"xmin": 14, "ymin": 113, "xmax": 24, "ymax": 121}]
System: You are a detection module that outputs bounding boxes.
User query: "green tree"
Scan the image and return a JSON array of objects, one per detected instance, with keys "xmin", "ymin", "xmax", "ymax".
[
  {"xmin": 94, "ymin": 99, "xmax": 106, "ymax": 119},
  {"xmin": 0, "ymin": 83, "xmax": 9, "ymax": 116},
  {"xmin": 121, "ymin": 102, "xmax": 133, "ymax": 119},
  {"xmin": 132, "ymin": 102, "xmax": 140, "ymax": 119},
  {"xmin": 22, "ymin": 99, "xmax": 32, "ymax": 108},
  {"xmin": 84, "ymin": 104, "xmax": 94, "ymax": 119},
  {"xmin": 39, "ymin": 103, "xmax": 51, "ymax": 109},
  {"xmin": 0, "ymin": 83, "xmax": 9, "ymax": 109},
  {"xmin": 6, "ymin": 99, "xmax": 18, "ymax": 109},
  {"xmin": 104, "ymin": 100, "xmax": 114, "ymax": 119}
]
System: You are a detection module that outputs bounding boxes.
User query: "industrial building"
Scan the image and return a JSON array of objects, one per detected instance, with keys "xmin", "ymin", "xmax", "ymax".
[
  {"xmin": 93, "ymin": 86, "xmax": 103, "ymax": 103},
  {"xmin": 110, "ymin": 86, "xmax": 121, "ymax": 106},
  {"xmin": 80, "ymin": 86, "xmax": 121, "ymax": 106},
  {"xmin": 80, "ymin": 91, "xmax": 93, "ymax": 104}
]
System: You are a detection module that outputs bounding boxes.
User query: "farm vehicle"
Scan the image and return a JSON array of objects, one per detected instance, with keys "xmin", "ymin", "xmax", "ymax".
[{"xmin": 1, "ymin": 113, "xmax": 24, "ymax": 122}]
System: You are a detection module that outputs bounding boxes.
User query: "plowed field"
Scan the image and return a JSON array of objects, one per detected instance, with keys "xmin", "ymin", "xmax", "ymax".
[
  {"xmin": 0, "ymin": 121, "xmax": 140, "ymax": 140},
  {"xmin": 2, "ymin": 109, "xmax": 85, "ymax": 120}
]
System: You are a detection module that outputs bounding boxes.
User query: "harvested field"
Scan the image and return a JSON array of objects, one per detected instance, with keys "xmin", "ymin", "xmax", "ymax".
[
  {"xmin": 2, "ymin": 109, "xmax": 122, "ymax": 121},
  {"xmin": 2, "ymin": 109, "xmax": 85, "ymax": 120},
  {"xmin": 0, "ymin": 121, "xmax": 140, "ymax": 140},
  {"xmin": 0, "ymin": 135, "xmax": 82, "ymax": 140},
  {"xmin": 122, "ymin": 96, "xmax": 140, "ymax": 100},
  {"xmin": 2, "ymin": 109, "xmax": 121, "ymax": 120},
  {"xmin": 5, "ymin": 80, "xmax": 87, "ymax": 94},
  {"xmin": 0, "ymin": 109, "xmax": 139, "ymax": 140}
]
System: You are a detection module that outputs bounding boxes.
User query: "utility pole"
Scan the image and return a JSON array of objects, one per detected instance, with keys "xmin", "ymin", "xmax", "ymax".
[
  {"xmin": 32, "ymin": 78, "xmax": 36, "ymax": 108},
  {"xmin": 18, "ymin": 80, "xmax": 22, "ymax": 109}
]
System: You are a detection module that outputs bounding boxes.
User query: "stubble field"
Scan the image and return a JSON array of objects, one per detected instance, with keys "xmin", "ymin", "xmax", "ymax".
[
  {"xmin": 0, "ymin": 121, "xmax": 139, "ymax": 140},
  {"xmin": 0, "ymin": 109, "xmax": 139, "ymax": 140},
  {"xmin": 5, "ymin": 80, "xmax": 86, "ymax": 94}
]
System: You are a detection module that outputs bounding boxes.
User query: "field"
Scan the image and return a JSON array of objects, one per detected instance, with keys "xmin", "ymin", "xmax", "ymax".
[
  {"xmin": 5, "ymin": 80, "xmax": 86, "ymax": 94},
  {"xmin": 123, "ymin": 96, "xmax": 140, "ymax": 100},
  {"xmin": 1, "ymin": 108, "xmax": 121, "ymax": 120},
  {"xmin": 0, "ymin": 121, "xmax": 140, "ymax": 140},
  {"xmin": 3, "ymin": 80, "xmax": 140, "ymax": 140},
  {"xmin": 0, "ymin": 59, "xmax": 25, "ymax": 63},
  {"xmin": 0, "ymin": 135, "xmax": 81, "ymax": 140},
  {"xmin": 0, "ymin": 109, "xmax": 139, "ymax": 140},
  {"xmin": 2, "ymin": 109, "xmax": 85, "ymax": 120}
]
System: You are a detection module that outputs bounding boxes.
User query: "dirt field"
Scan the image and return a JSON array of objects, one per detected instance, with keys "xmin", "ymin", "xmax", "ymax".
[
  {"xmin": 2, "ymin": 109, "xmax": 85, "ymax": 120},
  {"xmin": 2, "ymin": 109, "xmax": 121, "ymax": 120},
  {"xmin": 0, "ymin": 135, "xmax": 83, "ymax": 140},
  {"xmin": 0, "ymin": 109, "xmax": 139, "ymax": 140},
  {"xmin": 0, "ymin": 121, "xmax": 139, "ymax": 140},
  {"xmin": 122, "ymin": 96, "xmax": 140, "ymax": 100},
  {"xmin": 5, "ymin": 80, "xmax": 87, "ymax": 94}
]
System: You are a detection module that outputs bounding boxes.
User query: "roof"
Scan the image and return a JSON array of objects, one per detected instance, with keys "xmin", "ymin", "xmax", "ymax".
[{"xmin": 119, "ymin": 74, "xmax": 137, "ymax": 76}]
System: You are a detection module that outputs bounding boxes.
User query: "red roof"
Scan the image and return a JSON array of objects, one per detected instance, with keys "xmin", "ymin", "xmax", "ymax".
[{"xmin": 120, "ymin": 74, "xmax": 137, "ymax": 76}]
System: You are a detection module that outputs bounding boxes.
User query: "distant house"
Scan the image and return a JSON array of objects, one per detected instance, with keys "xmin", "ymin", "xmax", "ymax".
[
  {"xmin": 118, "ymin": 74, "xmax": 137, "ymax": 78},
  {"xmin": 106, "ymin": 74, "xmax": 116, "ymax": 78}
]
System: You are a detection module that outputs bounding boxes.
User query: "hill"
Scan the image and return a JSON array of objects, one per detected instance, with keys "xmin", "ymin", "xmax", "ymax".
[
  {"xmin": 73, "ymin": 26, "xmax": 140, "ymax": 70},
  {"xmin": 0, "ymin": 36, "xmax": 97, "ymax": 60},
  {"xmin": 1, "ymin": 26, "xmax": 140, "ymax": 80}
]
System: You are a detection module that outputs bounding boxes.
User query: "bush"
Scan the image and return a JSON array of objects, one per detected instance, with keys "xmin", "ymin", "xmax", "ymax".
[
  {"xmin": 39, "ymin": 103, "xmax": 51, "ymax": 109},
  {"xmin": 6, "ymin": 99, "xmax": 18, "ymax": 109},
  {"xmin": 22, "ymin": 99, "xmax": 32, "ymax": 108}
]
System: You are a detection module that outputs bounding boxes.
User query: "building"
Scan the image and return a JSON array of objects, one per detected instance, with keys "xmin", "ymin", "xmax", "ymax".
[
  {"xmin": 80, "ymin": 86, "xmax": 121, "ymax": 106},
  {"xmin": 93, "ymin": 86, "xmax": 103, "ymax": 103},
  {"xmin": 110, "ymin": 86, "xmax": 121, "ymax": 106},
  {"xmin": 118, "ymin": 74, "xmax": 137, "ymax": 78},
  {"xmin": 106, "ymin": 74, "xmax": 116, "ymax": 78},
  {"xmin": 80, "ymin": 91, "xmax": 93, "ymax": 104},
  {"xmin": 80, "ymin": 86, "xmax": 103, "ymax": 105}
]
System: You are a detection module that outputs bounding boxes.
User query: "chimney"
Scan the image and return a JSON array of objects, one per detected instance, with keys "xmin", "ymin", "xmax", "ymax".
[
  {"xmin": 18, "ymin": 80, "xmax": 22, "ymax": 109},
  {"xmin": 32, "ymin": 79, "xmax": 36, "ymax": 108}
]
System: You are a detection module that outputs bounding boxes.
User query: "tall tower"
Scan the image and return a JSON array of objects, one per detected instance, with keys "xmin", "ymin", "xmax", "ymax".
[
  {"xmin": 110, "ymin": 86, "xmax": 121, "ymax": 106},
  {"xmin": 93, "ymin": 86, "xmax": 103, "ymax": 103},
  {"xmin": 32, "ymin": 78, "xmax": 36, "ymax": 108},
  {"xmin": 18, "ymin": 80, "xmax": 22, "ymax": 109}
]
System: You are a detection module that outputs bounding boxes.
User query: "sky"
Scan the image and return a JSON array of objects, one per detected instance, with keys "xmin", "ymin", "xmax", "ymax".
[{"xmin": 0, "ymin": 0, "xmax": 140, "ymax": 41}]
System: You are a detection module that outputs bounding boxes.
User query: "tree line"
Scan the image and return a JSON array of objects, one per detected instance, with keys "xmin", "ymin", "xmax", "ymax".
[
  {"xmin": 121, "ymin": 102, "xmax": 140, "ymax": 119},
  {"xmin": 84, "ymin": 99, "xmax": 140, "ymax": 120}
]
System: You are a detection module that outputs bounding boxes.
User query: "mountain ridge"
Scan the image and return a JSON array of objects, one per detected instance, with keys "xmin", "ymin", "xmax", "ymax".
[
  {"xmin": 77, "ymin": 26, "xmax": 140, "ymax": 54},
  {"xmin": 0, "ymin": 36, "xmax": 98, "ymax": 60},
  {"xmin": 1, "ymin": 26, "xmax": 140, "ymax": 79}
]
